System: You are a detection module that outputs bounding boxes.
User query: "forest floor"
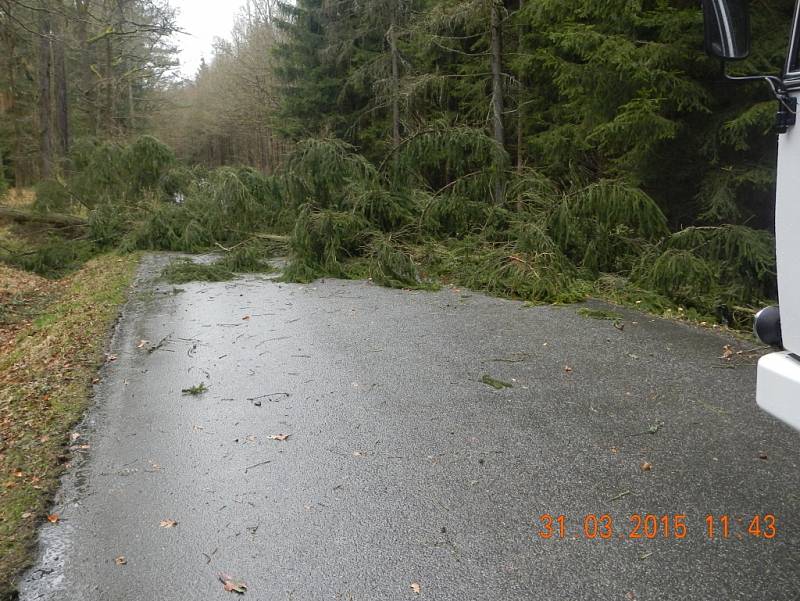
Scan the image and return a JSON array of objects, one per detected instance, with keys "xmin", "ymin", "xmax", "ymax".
[
  {"xmin": 14, "ymin": 253, "xmax": 800, "ymax": 601},
  {"xmin": 0, "ymin": 246, "xmax": 138, "ymax": 599}
]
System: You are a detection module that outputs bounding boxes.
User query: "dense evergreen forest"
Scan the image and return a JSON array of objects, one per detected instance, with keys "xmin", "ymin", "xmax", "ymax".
[{"xmin": 0, "ymin": 0, "xmax": 793, "ymax": 327}]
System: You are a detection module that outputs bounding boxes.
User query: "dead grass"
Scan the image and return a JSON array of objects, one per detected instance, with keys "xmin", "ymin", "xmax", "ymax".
[
  {"xmin": 0, "ymin": 253, "xmax": 138, "ymax": 600},
  {"xmin": 1, "ymin": 189, "xmax": 35, "ymax": 209},
  {"xmin": 0, "ymin": 265, "xmax": 61, "ymax": 353}
]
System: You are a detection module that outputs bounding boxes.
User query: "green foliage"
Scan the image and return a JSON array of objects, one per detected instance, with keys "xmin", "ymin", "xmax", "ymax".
[
  {"xmin": 577, "ymin": 308, "xmax": 623, "ymax": 321},
  {"xmin": 218, "ymin": 241, "xmax": 277, "ymax": 273},
  {"xmin": 90, "ymin": 201, "xmax": 132, "ymax": 248},
  {"xmin": 367, "ymin": 234, "xmax": 423, "ymax": 289},
  {"xmin": 481, "ymin": 375, "xmax": 513, "ymax": 390},
  {"xmin": 160, "ymin": 166, "xmax": 195, "ymax": 197},
  {"xmin": 33, "ymin": 180, "xmax": 73, "ymax": 213},
  {"xmin": 182, "ymin": 383, "xmax": 209, "ymax": 396},
  {"xmin": 66, "ymin": 139, "xmax": 129, "ymax": 206},
  {"xmin": 284, "ymin": 206, "xmax": 371, "ymax": 281},
  {"xmin": 126, "ymin": 136, "xmax": 176, "ymax": 192},
  {"xmin": 669, "ymin": 225, "xmax": 777, "ymax": 303},
  {"xmin": 415, "ymin": 235, "xmax": 585, "ymax": 305},
  {"xmin": 121, "ymin": 200, "xmax": 210, "ymax": 252},
  {"xmin": 160, "ymin": 240, "xmax": 279, "ymax": 285},
  {"xmin": 633, "ymin": 249, "xmax": 718, "ymax": 309},
  {"xmin": 237, "ymin": 167, "xmax": 284, "ymax": 213},
  {"xmin": 273, "ymin": 0, "xmax": 347, "ymax": 138},
  {"xmin": 1, "ymin": 237, "xmax": 97, "ymax": 278},
  {"xmin": 0, "ymin": 166, "xmax": 8, "ymax": 198},
  {"xmin": 395, "ymin": 125, "xmax": 510, "ymax": 200},
  {"xmin": 421, "ymin": 194, "xmax": 494, "ymax": 238},
  {"xmin": 551, "ymin": 180, "xmax": 669, "ymax": 273},
  {"xmin": 283, "ymin": 138, "xmax": 378, "ymax": 209},
  {"xmin": 161, "ymin": 259, "xmax": 235, "ymax": 284},
  {"xmin": 347, "ymin": 183, "xmax": 416, "ymax": 232}
]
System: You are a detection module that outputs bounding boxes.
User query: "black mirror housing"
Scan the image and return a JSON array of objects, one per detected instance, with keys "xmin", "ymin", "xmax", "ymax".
[{"xmin": 703, "ymin": 0, "xmax": 751, "ymax": 61}]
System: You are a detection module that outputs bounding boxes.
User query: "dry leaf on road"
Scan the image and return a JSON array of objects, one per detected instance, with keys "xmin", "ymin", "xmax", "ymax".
[
  {"xmin": 159, "ymin": 519, "xmax": 178, "ymax": 528},
  {"xmin": 269, "ymin": 434, "xmax": 289, "ymax": 441},
  {"xmin": 640, "ymin": 462, "xmax": 653, "ymax": 472},
  {"xmin": 47, "ymin": 514, "xmax": 60, "ymax": 524},
  {"xmin": 411, "ymin": 582, "xmax": 422, "ymax": 594},
  {"xmin": 137, "ymin": 340, "xmax": 149, "ymax": 349},
  {"xmin": 115, "ymin": 556, "xmax": 127, "ymax": 566},
  {"xmin": 218, "ymin": 573, "xmax": 247, "ymax": 594}
]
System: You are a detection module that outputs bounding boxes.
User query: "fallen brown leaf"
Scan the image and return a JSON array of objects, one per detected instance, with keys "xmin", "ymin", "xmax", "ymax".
[
  {"xmin": 411, "ymin": 582, "xmax": 422, "ymax": 594},
  {"xmin": 218, "ymin": 573, "xmax": 247, "ymax": 594},
  {"xmin": 564, "ymin": 366, "xmax": 573, "ymax": 373},
  {"xmin": 115, "ymin": 556, "xmax": 127, "ymax": 566},
  {"xmin": 159, "ymin": 519, "xmax": 178, "ymax": 528},
  {"xmin": 242, "ymin": 315, "xmax": 251, "ymax": 321},
  {"xmin": 640, "ymin": 462, "xmax": 653, "ymax": 472},
  {"xmin": 759, "ymin": 452, "xmax": 769, "ymax": 460},
  {"xmin": 269, "ymin": 434, "xmax": 289, "ymax": 441},
  {"xmin": 47, "ymin": 514, "xmax": 60, "ymax": 524}
]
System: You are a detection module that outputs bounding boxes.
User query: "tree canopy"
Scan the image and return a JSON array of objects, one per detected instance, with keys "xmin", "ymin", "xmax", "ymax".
[{"xmin": 1, "ymin": 0, "xmax": 794, "ymax": 327}]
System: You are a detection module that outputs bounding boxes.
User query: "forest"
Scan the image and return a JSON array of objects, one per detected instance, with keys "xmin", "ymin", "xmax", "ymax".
[{"xmin": 0, "ymin": 0, "xmax": 793, "ymax": 328}]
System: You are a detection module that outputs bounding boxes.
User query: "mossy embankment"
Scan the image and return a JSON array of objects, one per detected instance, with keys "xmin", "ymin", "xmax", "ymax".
[{"xmin": 0, "ymin": 254, "xmax": 139, "ymax": 600}]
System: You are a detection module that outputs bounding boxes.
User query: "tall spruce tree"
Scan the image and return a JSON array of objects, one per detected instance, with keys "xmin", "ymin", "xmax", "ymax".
[{"xmin": 273, "ymin": 0, "xmax": 344, "ymax": 138}]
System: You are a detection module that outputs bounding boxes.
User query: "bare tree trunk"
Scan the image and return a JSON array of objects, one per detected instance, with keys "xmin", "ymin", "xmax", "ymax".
[
  {"xmin": 128, "ymin": 81, "xmax": 136, "ymax": 131},
  {"xmin": 389, "ymin": 19, "xmax": 401, "ymax": 149},
  {"xmin": 74, "ymin": 0, "xmax": 99, "ymax": 136},
  {"xmin": 0, "ymin": 206, "xmax": 87, "ymax": 227},
  {"xmin": 117, "ymin": 0, "xmax": 134, "ymax": 132},
  {"xmin": 38, "ymin": 9, "xmax": 53, "ymax": 179},
  {"xmin": 53, "ymin": 15, "xmax": 69, "ymax": 156},
  {"xmin": 490, "ymin": 0, "xmax": 505, "ymax": 204},
  {"xmin": 7, "ymin": 33, "xmax": 25, "ymax": 185},
  {"xmin": 105, "ymin": 35, "xmax": 114, "ymax": 133},
  {"xmin": 516, "ymin": 0, "xmax": 525, "ymax": 179}
]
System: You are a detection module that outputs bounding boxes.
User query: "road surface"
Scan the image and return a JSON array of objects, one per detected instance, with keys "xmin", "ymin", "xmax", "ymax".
[{"xmin": 19, "ymin": 254, "xmax": 800, "ymax": 600}]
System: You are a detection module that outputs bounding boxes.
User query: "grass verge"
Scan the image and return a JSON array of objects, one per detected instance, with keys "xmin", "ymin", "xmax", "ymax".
[{"xmin": 0, "ymin": 253, "xmax": 139, "ymax": 600}]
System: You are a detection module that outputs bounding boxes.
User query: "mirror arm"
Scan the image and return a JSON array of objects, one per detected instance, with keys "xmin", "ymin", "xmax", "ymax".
[{"xmin": 720, "ymin": 62, "xmax": 798, "ymax": 133}]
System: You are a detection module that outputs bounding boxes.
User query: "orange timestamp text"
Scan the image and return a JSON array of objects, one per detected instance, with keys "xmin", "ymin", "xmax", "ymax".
[{"xmin": 537, "ymin": 513, "xmax": 778, "ymax": 540}]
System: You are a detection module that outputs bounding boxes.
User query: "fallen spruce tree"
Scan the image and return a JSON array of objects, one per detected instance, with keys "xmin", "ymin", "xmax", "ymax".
[{"xmin": 1, "ymin": 132, "xmax": 777, "ymax": 329}]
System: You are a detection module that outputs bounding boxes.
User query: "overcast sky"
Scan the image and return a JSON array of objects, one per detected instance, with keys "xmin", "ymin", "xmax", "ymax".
[{"xmin": 171, "ymin": 0, "xmax": 241, "ymax": 78}]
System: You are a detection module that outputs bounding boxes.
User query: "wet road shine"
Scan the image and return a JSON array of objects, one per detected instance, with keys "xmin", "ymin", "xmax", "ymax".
[{"xmin": 19, "ymin": 254, "xmax": 800, "ymax": 600}]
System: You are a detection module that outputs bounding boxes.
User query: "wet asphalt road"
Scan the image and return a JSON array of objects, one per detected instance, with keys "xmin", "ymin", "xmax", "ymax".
[{"xmin": 19, "ymin": 254, "xmax": 800, "ymax": 600}]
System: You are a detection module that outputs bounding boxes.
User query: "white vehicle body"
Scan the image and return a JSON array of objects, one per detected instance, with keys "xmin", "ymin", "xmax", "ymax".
[
  {"xmin": 706, "ymin": 0, "xmax": 800, "ymax": 431},
  {"xmin": 758, "ymin": 87, "xmax": 800, "ymax": 430}
]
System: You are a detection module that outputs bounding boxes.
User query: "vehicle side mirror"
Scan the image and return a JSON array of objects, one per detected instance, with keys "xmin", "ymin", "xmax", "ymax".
[{"xmin": 703, "ymin": 0, "xmax": 751, "ymax": 61}]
